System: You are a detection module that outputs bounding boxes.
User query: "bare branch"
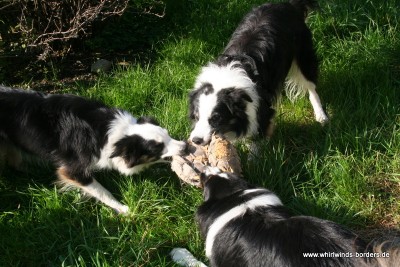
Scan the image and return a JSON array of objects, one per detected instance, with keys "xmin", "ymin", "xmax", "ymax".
[{"xmin": 2, "ymin": 0, "xmax": 129, "ymax": 59}]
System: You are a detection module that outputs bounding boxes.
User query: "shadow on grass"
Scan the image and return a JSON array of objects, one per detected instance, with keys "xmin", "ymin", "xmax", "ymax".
[
  {"xmin": 0, "ymin": 165, "xmax": 150, "ymax": 265},
  {"xmin": 0, "ymin": 199, "xmax": 133, "ymax": 266},
  {"xmin": 0, "ymin": 165, "xmax": 133, "ymax": 213},
  {"xmin": 0, "ymin": 166, "xmax": 55, "ymax": 211}
]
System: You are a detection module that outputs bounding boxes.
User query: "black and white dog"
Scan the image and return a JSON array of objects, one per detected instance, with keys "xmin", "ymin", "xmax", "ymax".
[
  {"xmin": 171, "ymin": 168, "xmax": 399, "ymax": 267},
  {"xmin": 0, "ymin": 86, "xmax": 187, "ymax": 214},
  {"xmin": 189, "ymin": 0, "xmax": 329, "ymax": 145}
]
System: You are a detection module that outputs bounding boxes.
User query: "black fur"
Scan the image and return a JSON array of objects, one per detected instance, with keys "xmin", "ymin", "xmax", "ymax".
[
  {"xmin": 197, "ymin": 171, "xmax": 374, "ymax": 267},
  {"xmin": 0, "ymin": 86, "xmax": 113, "ymax": 175},
  {"xmin": 211, "ymin": 88, "xmax": 253, "ymax": 138}
]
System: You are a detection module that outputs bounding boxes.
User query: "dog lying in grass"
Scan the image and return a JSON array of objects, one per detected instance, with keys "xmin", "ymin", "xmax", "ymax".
[
  {"xmin": 171, "ymin": 167, "xmax": 400, "ymax": 267},
  {"xmin": 0, "ymin": 86, "xmax": 187, "ymax": 214}
]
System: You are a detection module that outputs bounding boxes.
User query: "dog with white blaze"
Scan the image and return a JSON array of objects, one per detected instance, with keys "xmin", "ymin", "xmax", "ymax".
[
  {"xmin": 189, "ymin": 0, "xmax": 329, "ymax": 145},
  {"xmin": 0, "ymin": 86, "xmax": 187, "ymax": 214},
  {"xmin": 171, "ymin": 168, "xmax": 400, "ymax": 267}
]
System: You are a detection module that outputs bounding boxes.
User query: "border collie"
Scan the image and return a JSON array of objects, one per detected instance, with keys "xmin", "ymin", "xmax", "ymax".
[
  {"xmin": 0, "ymin": 86, "xmax": 187, "ymax": 214},
  {"xmin": 171, "ymin": 168, "xmax": 399, "ymax": 267},
  {"xmin": 189, "ymin": 0, "xmax": 329, "ymax": 145}
]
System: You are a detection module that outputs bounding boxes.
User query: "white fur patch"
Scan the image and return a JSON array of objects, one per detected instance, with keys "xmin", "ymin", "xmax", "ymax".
[
  {"xmin": 170, "ymin": 248, "xmax": 207, "ymax": 267},
  {"xmin": 204, "ymin": 166, "xmax": 222, "ymax": 176},
  {"xmin": 308, "ymin": 86, "xmax": 329, "ymax": 124},
  {"xmin": 285, "ymin": 60, "xmax": 309, "ymax": 102},
  {"xmin": 285, "ymin": 60, "xmax": 329, "ymax": 124},
  {"xmin": 95, "ymin": 111, "xmax": 186, "ymax": 175},
  {"xmin": 190, "ymin": 93, "xmax": 218, "ymax": 144},
  {"xmin": 194, "ymin": 62, "xmax": 255, "ymax": 92},
  {"xmin": 190, "ymin": 62, "xmax": 260, "ymax": 142},
  {"xmin": 205, "ymin": 193, "xmax": 282, "ymax": 257},
  {"xmin": 241, "ymin": 188, "xmax": 268, "ymax": 195}
]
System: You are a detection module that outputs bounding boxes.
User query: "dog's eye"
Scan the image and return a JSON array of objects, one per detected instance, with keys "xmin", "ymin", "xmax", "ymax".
[
  {"xmin": 211, "ymin": 113, "xmax": 221, "ymax": 121},
  {"xmin": 210, "ymin": 113, "xmax": 221, "ymax": 124}
]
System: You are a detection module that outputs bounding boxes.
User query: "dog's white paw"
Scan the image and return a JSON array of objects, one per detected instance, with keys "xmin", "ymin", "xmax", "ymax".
[
  {"xmin": 170, "ymin": 248, "xmax": 207, "ymax": 267},
  {"xmin": 115, "ymin": 204, "xmax": 129, "ymax": 215},
  {"xmin": 315, "ymin": 112, "xmax": 329, "ymax": 125}
]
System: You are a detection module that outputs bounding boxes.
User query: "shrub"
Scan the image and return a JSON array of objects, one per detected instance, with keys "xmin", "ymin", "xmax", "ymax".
[{"xmin": 0, "ymin": 0, "xmax": 129, "ymax": 60}]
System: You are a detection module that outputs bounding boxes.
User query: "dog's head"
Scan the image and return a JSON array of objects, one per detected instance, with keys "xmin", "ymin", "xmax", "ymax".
[
  {"xmin": 200, "ymin": 167, "xmax": 249, "ymax": 201},
  {"xmin": 189, "ymin": 62, "xmax": 258, "ymax": 145},
  {"xmin": 110, "ymin": 116, "xmax": 187, "ymax": 175}
]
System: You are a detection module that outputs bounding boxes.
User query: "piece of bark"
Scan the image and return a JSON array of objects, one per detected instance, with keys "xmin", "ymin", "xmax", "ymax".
[
  {"xmin": 171, "ymin": 135, "xmax": 242, "ymax": 187},
  {"xmin": 207, "ymin": 135, "xmax": 242, "ymax": 174}
]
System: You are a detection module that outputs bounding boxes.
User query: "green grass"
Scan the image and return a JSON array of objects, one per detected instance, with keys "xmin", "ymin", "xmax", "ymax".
[{"xmin": 1, "ymin": 0, "xmax": 399, "ymax": 266}]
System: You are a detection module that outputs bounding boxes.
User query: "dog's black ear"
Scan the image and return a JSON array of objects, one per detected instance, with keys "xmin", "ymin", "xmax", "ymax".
[
  {"xmin": 201, "ymin": 173, "xmax": 218, "ymax": 202},
  {"xmin": 110, "ymin": 141, "xmax": 125, "ymax": 158},
  {"xmin": 240, "ymin": 54, "xmax": 259, "ymax": 79},
  {"xmin": 110, "ymin": 142, "xmax": 138, "ymax": 167},
  {"xmin": 234, "ymin": 89, "xmax": 253, "ymax": 103},
  {"xmin": 202, "ymin": 175, "xmax": 239, "ymax": 201},
  {"xmin": 218, "ymin": 54, "xmax": 259, "ymax": 80},
  {"xmin": 109, "ymin": 135, "xmax": 164, "ymax": 167},
  {"xmin": 223, "ymin": 88, "xmax": 253, "ymax": 114},
  {"xmin": 137, "ymin": 116, "xmax": 159, "ymax": 126}
]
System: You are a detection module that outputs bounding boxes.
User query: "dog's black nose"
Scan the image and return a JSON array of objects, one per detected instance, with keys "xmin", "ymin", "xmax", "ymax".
[{"xmin": 192, "ymin": 137, "xmax": 203, "ymax": 145}]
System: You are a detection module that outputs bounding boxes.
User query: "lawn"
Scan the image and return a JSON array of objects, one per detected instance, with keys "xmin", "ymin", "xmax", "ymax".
[{"xmin": 0, "ymin": 0, "xmax": 399, "ymax": 266}]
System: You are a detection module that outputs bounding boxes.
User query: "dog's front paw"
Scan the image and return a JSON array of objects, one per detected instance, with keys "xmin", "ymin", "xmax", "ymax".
[
  {"xmin": 170, "ymin": 248, "xmax": 207, "ymax": 267},
  {"xmin": 315, "ymin": 112, "xmax": 329, "ymax": 125},
  {"xmin": 115, "ymin": 204, "xmax": 129, "ymax": 215}
]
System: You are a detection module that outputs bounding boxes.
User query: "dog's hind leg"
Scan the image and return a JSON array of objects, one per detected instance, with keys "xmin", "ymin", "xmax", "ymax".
[
  {"xmin": 287, "ymin": 27, "xmax": 329, "ymax": 124},
  {"xmin": 0, "ymin": 142, "xmax": 24, "ymax": 171},
  {"xmin": 286, "ymin": 60, "xmax": 329, "ymax": 124},
  {"xmin": 307, "ymin": 82, "xmax": 329, "ymax": 124},
  {"xmin": 56, "ymin": 167, "xmax": 129, "ymax": 214}
]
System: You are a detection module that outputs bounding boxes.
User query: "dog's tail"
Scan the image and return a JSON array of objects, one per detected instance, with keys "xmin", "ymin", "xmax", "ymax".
[{"xmin": 289, "ymin": 0, "xmax": 319, "ymax": 19}]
